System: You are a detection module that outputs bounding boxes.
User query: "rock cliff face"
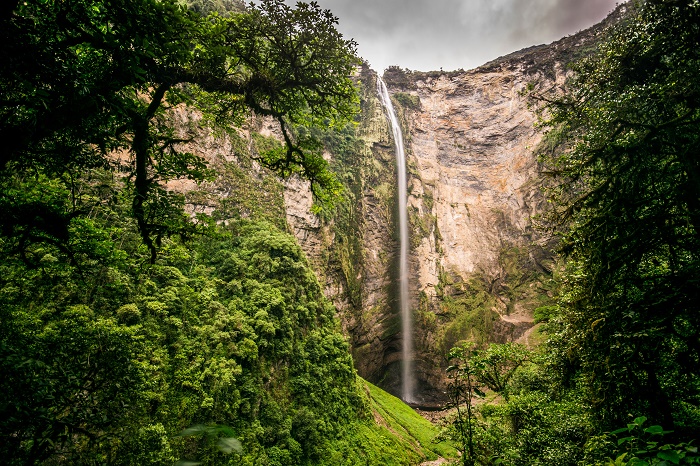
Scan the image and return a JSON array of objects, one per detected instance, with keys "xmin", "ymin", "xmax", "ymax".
[
  {"xmin": 283, "ymin": 11, "xmax": 620, "ymax": 403},
  {"xmin": 176, "ymin": 8, "xmax": 622, "ymax": 403}
]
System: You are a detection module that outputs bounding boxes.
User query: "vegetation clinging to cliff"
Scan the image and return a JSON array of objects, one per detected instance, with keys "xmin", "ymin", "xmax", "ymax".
[
  {"xmin": 437, "ymin": 2, "xmax": 700, "ymax": 464},
  {"xmin": 0, "ymin": 167, "xmax": 360, "ymax": 462},
  {"xmin": 0, "ymin": 0, "xmax": 401, "ymax": 463}
]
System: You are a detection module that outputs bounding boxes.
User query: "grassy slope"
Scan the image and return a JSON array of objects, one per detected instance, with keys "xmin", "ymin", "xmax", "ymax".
[{"xmin": 323, "ymin": 379, "xmax": 456, "ymax": 466}]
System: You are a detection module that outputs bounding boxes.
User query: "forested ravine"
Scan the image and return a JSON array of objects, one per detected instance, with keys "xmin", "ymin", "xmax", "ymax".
[{"xmin": 2, "ymin": 0, "xmax": 700, "ymax": 465}]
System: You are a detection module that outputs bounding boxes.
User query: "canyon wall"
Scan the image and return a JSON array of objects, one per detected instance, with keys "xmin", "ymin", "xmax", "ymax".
[
  {"xmin": 176, "ymin": 8, "xmax": 621, "ymax": 403},
  {"xmin": 284, "ymin": 12, "xmax": 619, "ymax": 402}
]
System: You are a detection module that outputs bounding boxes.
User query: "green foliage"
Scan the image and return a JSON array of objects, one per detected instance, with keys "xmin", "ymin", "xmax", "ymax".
[
  {"xmin": 393, "ymin": 92, "xmax": 421, "ymax": 110},
  {"xmin": 177, "ymin": 424, "xmax": 243, "ymax": 457},
  {"xmin": 470, "ymin": 343, "xmax": 530, "ymax": 401},
  {"xmin": 1, "ymin": 0, "xmax": 359, "ymax": 261},
  {"xmin": 0, "ymin": 168, "xmax": 456, "ymax": 465},
  {"xmin": 315, "ymin": 123, "xmax": 367, "ymax": 306},
  {"xmin": 424, "ymin": 244, "xmax": 555, "ymax": 370},
  {"xmin": 433, "ymin": 274, "xmax": 499, "ymax": 354},
  {"xmin": 185, "ymin": 0, "xmax": 245, "ymax": 16},
  {"xmin": 533, "ymin": 305, "xmax": 557, "ymax": 324},
  {"xmin": 210, "ymin": 148, "xmax": 288, "ymax": 229},
  {"xmin": 409, "ymin": 203, "xmax": 437, "ymax": 249},
  {"xmin": 395, "ymin": 2, "xmax": 700, "ymax": 464},
  {"xmin": 444, "ymin": 344, "xmax": 486, "ymax": 466},
  {"xmin": 0, "ymin": 2, "xmax": 458, "ymax": 464},
  {"xmin": 585, "ymin": 416, "xmax": 700, "ymax": 466},
  {"xmin": 338, "ymin": 381, "xmax": 456, "ymax": 466},
  {"xmin": 441, "ymin": 343, "xmax": 592, "ymax": 466},
  {"xmin": 476, "ymin": 389, "xmax": 590, "ymax": 466},
  {"xmin": 0, "ymin": 168, "xmax": 362, "ymax": 463},
  {"xmin": 534, "ymin": 0, "xmax": 700, "ymax": 433},
  {"xmin": 495, "ymin": 246, "xmax": 555, "ymax": 315}
]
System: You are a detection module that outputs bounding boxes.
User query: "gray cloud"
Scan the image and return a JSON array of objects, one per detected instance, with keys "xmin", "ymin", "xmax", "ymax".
[{"xmin": 312, "ymin": 0, "xmax": 622, "ymax": 72}]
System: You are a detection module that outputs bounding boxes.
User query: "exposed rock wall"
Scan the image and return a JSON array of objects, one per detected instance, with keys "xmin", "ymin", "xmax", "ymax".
[
  {"xmin": 281, "ymin": 62, "xmax": 556, "ymax": 401},
  {"xmin": 386, "ymin": 65, "xmax": 556, "ymax": 401},
  {"xmin": 284, "ymin": 10, "xmax": 620, "ymax": 402},
  {"xmin": 285, "ymin": 69, "xmax": 404, "ymax": 386}
]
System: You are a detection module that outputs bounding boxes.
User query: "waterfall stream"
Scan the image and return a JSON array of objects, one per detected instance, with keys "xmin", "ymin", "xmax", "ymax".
[{"xmin": 376, "ymin": 76, "xmax": 415, "ymax": 403}]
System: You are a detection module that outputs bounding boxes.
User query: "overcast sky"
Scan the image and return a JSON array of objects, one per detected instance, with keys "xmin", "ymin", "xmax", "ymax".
[{"xmin": 308, "ymin": 0, "xmax": 623, "ymax": 72}]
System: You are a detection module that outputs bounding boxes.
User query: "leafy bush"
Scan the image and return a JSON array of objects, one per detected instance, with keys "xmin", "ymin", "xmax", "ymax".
[
  {"xmin": 0, "ymin": 174, "xmax": 365, "ymax": 464},
  {"xmin": 585, "ymin": 417, "xmax": 700, "ymax": 466}
]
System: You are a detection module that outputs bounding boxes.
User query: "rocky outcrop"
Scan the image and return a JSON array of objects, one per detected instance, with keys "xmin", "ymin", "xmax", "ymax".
[{"xmin": 281, "ymin": 61, "xmax": 554, "ymax": 401}]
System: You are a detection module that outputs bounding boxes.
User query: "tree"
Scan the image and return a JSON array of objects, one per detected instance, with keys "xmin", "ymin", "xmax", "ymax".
[
  {"xmin": 0, "ymin": 201, "xmax": 363, "ymax": 462},
  {"xmin": 470, "ymin": 343, "xmax": 529, "ymax": 402},
  {"xmin": 536, "ymin": 0, "xmax": 700, "ymax": 432},
  {"xmin": 0, "ymin": 0, "xmax": 358, "ymax": 261},
  {"xmin": 445, "ymin": 344, "xmax": 485, "ymax": 466}
]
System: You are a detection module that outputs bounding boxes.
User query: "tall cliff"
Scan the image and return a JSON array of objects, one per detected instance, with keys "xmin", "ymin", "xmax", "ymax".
[
  {"xmin": 176, "ymin": 7, "xmax": 622, "ymax": 403},
  {"xmin": 283, "ymin": 10, "xmax": 621, "ymax": 403}
]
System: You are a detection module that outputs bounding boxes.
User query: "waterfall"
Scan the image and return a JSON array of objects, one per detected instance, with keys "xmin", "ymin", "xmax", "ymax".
[{"xmin": 376, "ymin": 76, "xmax": 415, "ymax": 403}]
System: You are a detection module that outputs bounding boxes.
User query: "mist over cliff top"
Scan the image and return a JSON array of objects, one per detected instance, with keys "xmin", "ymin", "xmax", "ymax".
[{"xmin": 309, "ymin": 0, "xmax": 624, "ymax": 72}]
